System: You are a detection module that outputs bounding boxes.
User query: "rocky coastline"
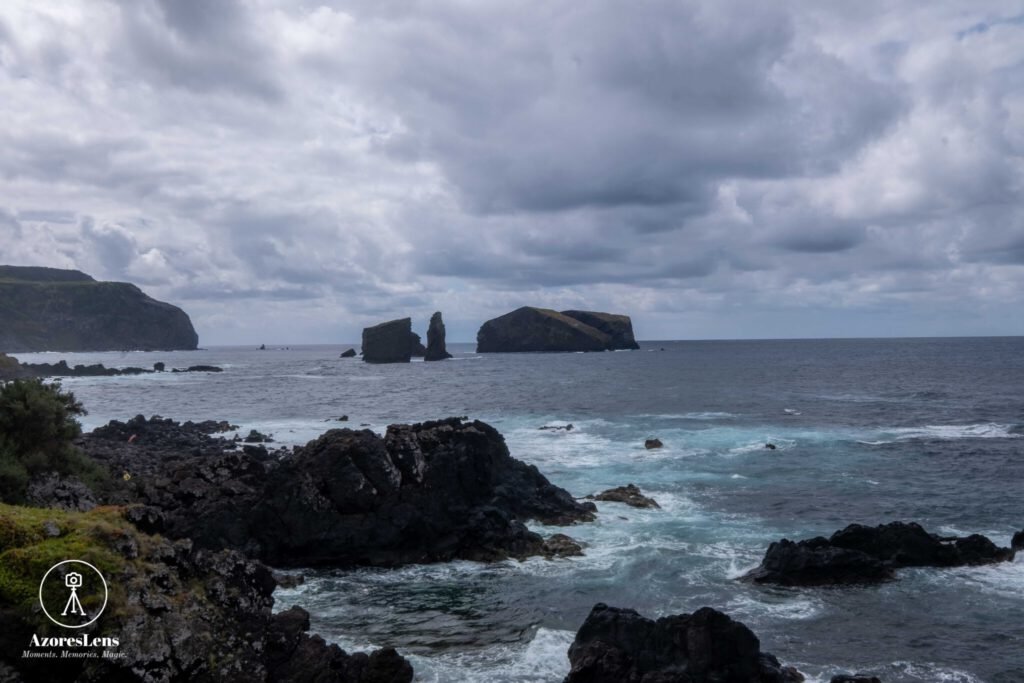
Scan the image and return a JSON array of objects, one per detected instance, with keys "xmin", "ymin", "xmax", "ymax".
[{"xmin": 7, "ymin": 397, "xmax": 1017, "ymax": 681}]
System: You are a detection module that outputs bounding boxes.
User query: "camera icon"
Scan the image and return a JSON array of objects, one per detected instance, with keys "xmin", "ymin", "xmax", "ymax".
[{"xmin": 65, "ymin": 572, "xmax": 83, "ymax": 589}]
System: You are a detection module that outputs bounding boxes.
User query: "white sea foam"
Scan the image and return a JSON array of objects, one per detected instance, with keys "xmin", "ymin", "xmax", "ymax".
[
  {"xmin": 409, "ymin": 627, "xmax": 574, "ymax": 683},
  {"xmin": 886, "ymin": 423, "xmax": 1020, "ymax": 440}
]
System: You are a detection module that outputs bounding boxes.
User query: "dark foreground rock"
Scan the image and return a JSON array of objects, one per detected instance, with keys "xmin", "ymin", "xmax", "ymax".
[
  {"xmin": 744, "ymin": 521, "xmax": 1016, "ymax": 586},
  {"xmin": 82, "ymin": 416, "xmax": 596, "ymax": 567},
  {"xmin": 362, "ymin": 318, "xmax": 413, "ymax": 363},
  {"xmin": 424, "ymin": 311, "xmax": 453, "ymax": 361},
  {"xmin": 831, "ymin": 676, "xmax": 881, "ymax": 683},
  {"xmin": 476, "ymin": 306, "xmax": 639, "ymax": 353},
  {"xmin": 586, "ymin": 484, "xmax": 660, "ymax": 509},
  {"xmin": 0, "ymin": 265, "xmax": 198, "ymax": 352},
  {"xmin": 564, "ymin": 603, "xmax": 803, "ymax": 683},
  {"xmin": 0, "ymin": 503, "xmax": 412, "ymax": 683}
]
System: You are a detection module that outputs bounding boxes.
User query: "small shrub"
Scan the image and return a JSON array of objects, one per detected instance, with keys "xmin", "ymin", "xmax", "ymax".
[{"xmin": 0, "ymin": 379, "xmax": 106, "ymax": 504}]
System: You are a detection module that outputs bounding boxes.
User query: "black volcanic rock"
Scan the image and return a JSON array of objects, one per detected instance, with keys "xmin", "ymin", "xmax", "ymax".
[
  {"xmin": 0, "ymin": 265, "xmax": 198, "ymax": 352},
  {"xmin": 340, "ymin": 348, "xmax": 357, "ymax": 358},
  {"xmin": 744, "ymin": 522, "xmax": 1015, "ymax": 586},
  {"xmin": 831, "ymin": 676, "xmax": 882, "ymax": 683},
  {"xmin": 425, "ymin": 311, "xmax": 452, "ymax": 361},
  {"xmin": 477, "ymin": 306, "xmax": 639, "ymax": 353},
  {"xmin": 1013, "ymin": 529, "xmax": 1024, "ymax": 551},
  {"xmin": 83, "ymin": 416, "xmax": 596, "ymax": 567},
  {"xmin": 561, "ymin": 310, "xmax": 640, "ymax": 350},
  {"xmin": 586, "ymin": 484, "xmax": 660, "ymax": 509},
  {"xmin": 15, "ymin": 360, "xmax": 222, "ymax": 378},
  {"xmin": 362, "ymin": 318, "xmax": 413, "ymax": 363},
  {"xmin": 564, "ymin": 603, "xmax": 804, "ymax": 683},
  {"xmin": 410, "ymin": 332, "xmax": 426, "ymax": 357}
]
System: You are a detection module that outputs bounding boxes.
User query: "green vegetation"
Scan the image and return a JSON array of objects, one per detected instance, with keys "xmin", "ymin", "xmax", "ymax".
[
  {"xmin": 0, "ymin": 503, "xmax": 129, "ymax": 614},
  {"xmin": 0, "ymin": 379, "xmax": 108, "ymax": 504}
]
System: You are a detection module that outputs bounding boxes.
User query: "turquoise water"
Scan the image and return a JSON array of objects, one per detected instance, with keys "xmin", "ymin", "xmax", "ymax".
[{"xmin": 14, "ymin": 337, "xmax": 1024, "ymax": 682}]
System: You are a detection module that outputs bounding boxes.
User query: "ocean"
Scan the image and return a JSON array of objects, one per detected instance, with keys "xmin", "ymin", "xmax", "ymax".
[{"xmin": 12, "ymin": 337, "xmax": 1024, "ymax": 683}]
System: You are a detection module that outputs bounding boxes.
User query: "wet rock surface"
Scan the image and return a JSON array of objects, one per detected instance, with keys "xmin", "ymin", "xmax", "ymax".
[
  {"xmin": 744, "ymin": 521, "xmax": 1016, "ymax": 586},
  {"xmin": 586, "ymin": 484, "xmax": 660, "ymax": 509},
  {"xmin": 564, "ymin": 603, "xmax": 804, "ymax": 683}
]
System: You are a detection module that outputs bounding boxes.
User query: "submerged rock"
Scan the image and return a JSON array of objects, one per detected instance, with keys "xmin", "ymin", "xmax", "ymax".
[
  {"xmin": 424, "ymin": 311, "xmax": 453, "ymax": 361},
  {"xmin": 362, "ymin": 318, "xmax": 413, "ymax": 364},
  {"xmin": 586, "ymin": 484, "xmax": 660, "ymax": 509},
  {"xmin": 83, "ymin": 417, "xmax": 596, "ymax": 568},
  {"xmin": 476, "ymin": 306, "xmax": 639, "ymax": 353},
  {"xmin": 1012, "ymin": 529, "xmax": 1024, "ymax": 551},
  {"xmin": 644, "ymin": 438, "xmax": 663, "ymax": 449},
  {"xmin": 539, "ymin": 423, "xmax": 574, "ymax": 432},
  {"xmin": 564, "ymin": 603, "xmax": 804, "ymax": 683},
  {"xmin": 831, "ymin": 676, "xmax": 882, "ymax": 683},
  {"xmin": 744, "ymin": 521, "xmax": 1015, "ymax": 586}
]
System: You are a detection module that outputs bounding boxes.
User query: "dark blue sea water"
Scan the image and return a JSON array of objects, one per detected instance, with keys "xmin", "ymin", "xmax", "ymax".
[{"xmin": 12, "ymin": 338, "xmax": 1024, "ymax": 682}]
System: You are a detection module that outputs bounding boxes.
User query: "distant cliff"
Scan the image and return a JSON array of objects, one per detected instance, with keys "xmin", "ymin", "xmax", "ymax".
[
  {"xmin": 476, "ymin": 306, "xmax": 640, "ymax": 352},
  {"xmin": 0, "ymin": 266, "xmax": 198, "ymax": 352}
]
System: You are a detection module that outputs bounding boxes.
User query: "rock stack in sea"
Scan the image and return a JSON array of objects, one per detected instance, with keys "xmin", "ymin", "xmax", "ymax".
[
  {"xmin": 476, "ymin": 306, "xmax": 639, "ymax": 353},
  {"xmin": 425, "ymin": 311, "xmax": 453, "ymax": 361}
]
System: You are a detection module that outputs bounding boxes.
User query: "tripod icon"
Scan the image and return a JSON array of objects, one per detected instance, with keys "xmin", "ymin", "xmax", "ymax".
[{"xmin": 61, "ymin": 572, "xmax": 87, "ymax": 618}]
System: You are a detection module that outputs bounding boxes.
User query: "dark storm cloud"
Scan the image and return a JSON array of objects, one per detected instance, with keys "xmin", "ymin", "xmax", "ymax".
[
  {"xmin": 0, "ymin": 0, "xmax": 1022, "ymax": 342},
  {"xmin": 345, "ymin": 2, "xmax": 904, "ymax": 217},
  {"xmin": 111, "ymin": 0, "xmax": 283, "ymax": 100}
]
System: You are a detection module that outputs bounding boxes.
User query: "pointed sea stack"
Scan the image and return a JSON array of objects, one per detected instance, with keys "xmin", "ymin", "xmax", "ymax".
[
  {"xmin": 362, "ymin": 318, "xmax": 413, "ymax": 363},
  {"xmin": 476, "ymin": 306, "xmax": 639, "ymax": 353},
  {"xmin": 425, "ymin": 311, "xmax": 453, "ymax": 361}
]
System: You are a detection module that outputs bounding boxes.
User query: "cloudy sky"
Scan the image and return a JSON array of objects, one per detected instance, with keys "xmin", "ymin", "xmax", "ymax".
[{"xmin": 1, "ymin": 1, "xmax": 1022, "ymax": 344}]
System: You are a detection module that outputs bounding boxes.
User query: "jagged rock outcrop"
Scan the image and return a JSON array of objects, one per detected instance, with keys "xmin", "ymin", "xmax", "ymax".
[
  {"xmin": 564, "ymin": 603, "xmax": 804, "ymax": 683},
  {"xmin": 425, "ymin": 311, "xmax": 452, "ymax": 361},
  {"xmin": 410, "ymin": 332, "xmax": 426, "ymax": 357},
  {"xmin": 340, "ymin": 348, "xmax": 357, "ymax": 358},
  {"xmin": 81, "ymin": 416, "xmax": 596, "ymax": 567},
  {"xmin": 476, "ymin": 306, "xmax": 639, "ymax": 353},
  {"xmin": 0, "ymin": 265, "xmax": 198, "ymax": 352},
  {"xmin": 744, "ymin": 521, "xmax": 1016, "ymax": 586},
  {"xmin": 586, "ymin": 484, "xmax": 660, "ymax": 509},
  {"xmin": 362, "ymin": 318, "xmax": 413, "ymax": 363},
  {"xmin": 0, "ymin": 503, "xmax": 413, "ymax": 683}
]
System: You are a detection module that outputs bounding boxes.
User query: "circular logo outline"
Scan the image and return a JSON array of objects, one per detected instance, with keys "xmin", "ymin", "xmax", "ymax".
[{"xmin": 38, "ymin": 560, "xmax": 109, "ymax": 629}]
